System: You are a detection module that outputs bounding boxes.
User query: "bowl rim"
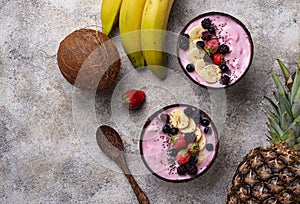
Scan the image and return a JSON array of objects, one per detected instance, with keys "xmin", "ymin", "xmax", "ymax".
[
  {"xmin": 177, "ymin": 11, "xmax": 254, "ymax": 89},
  {"xmin": 139, "ymin": 103, "xmax": 219, "ymax": 183}
]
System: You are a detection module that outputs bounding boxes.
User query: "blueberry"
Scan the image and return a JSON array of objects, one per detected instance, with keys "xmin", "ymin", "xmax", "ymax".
[
  {"xmin": 196, "ymin": 41, "xmax": 205, "ymax": 49},
  {"xmin": 170, "ymin": 127, "xmax": 179, "ymax": 135},
  {"xmin": 160, "ymin": 113, "xmax": 170, "ymax": 123},
  {"xmin": 189, "ymin": 156, "xmax": 198, "ymax": 165},
  {"xmin": 186, "ymin": 64, "xmax": 195, "ymax": 72},
  {"xmin": 162, "ymin": 124, "xmax": 171, "ymax": 133},
  {"xmin": 204, "ymin": 127, "xmax": 211, "ymax": 134},
  {"xmin": 200, "ymin": 118, "xmax": 210, "ymax": 126},
  {"xmin": 206, "ymin": 143, "xmax": 214, "ymax": 151},
  {"xmin": 208, "ymin": 27, "xmax": 215, "ymax": 34},
  {"xmin": 185, "ymin": 133, "xmax": 196, "ymax": 143},
  {"xmin": 186, "ymin": 164, "xmax": 198, "ymax": 175},
  {"xmin": 177, "ymin": 165, "xmax": 187, "ymax": 175},
  {"xmin": 220, "ymin": 64, "xmax": 229, "ymax": 73},
  {"xmin": 184, "ymin": 107, "xmax": 194, "ymax": 117},
  {"xmin": 169, "ymin": 148, "xmax": 178, "ymax": 157},
  {"xmin": 179, "ymin": 34, "xmax": 190, "ymax": 51}
]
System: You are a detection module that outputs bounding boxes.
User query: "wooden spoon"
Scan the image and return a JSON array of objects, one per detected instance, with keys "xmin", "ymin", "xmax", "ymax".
[{"xmin": 96, "ymin": 125, "xmax": 150, "ymax": 204}]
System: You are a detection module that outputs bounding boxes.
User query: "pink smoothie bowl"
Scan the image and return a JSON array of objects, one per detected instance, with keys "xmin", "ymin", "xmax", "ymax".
[{"xmin": 177, "ymin": 12, "xmax": 254, "ymax": 88}]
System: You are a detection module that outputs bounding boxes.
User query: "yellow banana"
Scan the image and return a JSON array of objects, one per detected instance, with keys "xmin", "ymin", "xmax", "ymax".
[
  {"xmin": 119, "ymin": 0, "xmax": 146, "ymax": 68},
  {"xmin": 141, "ymin": 0, "xmax": 174, "ymax": 79},
  {"xmin": 101, "ymin": 0, "xmax": 122, "ymax": 35}
]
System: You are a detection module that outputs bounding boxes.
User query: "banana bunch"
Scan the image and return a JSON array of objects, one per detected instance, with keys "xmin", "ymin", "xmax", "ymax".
[{"xmin": 101, "ymin": 0, "xmax": 174, "ymax": 79}]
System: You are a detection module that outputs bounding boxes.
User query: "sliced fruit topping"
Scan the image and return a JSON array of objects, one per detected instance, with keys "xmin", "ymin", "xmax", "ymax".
[
  {"xmin": 160, "ymin": 113, "xmax": 170, "ymax": 123},
  {"xmin": 185, "ymin": 132, "xmax": 196, "ymax": 143},
  {"xmin": 170, "ymin": 127, "xmax": 179, "ymax": 135},
  {"xmin": 188, "ymin": 48, "xmax": 205, "ymax": 64},
  {"xmin": 197, "ymin": 64, "xmax": 222, "ymax": 83},
  {"xmin": 169, "ymin": 148, "xmax": 178, "ymax": 157},
  {"xmin": 220, "ymin": 64, "xmax": 229, "ymax": 73},
  {"xmin": 201, "ymin": 18, "xmax": 212, "ymax": 29},
  {"xmin": 201, "ymin": 31, "xmax": 212, "ymax": 41},
  {"xmin": 196, "ymin": 41, "xmax": 205, "ymax": 49},
  {"xmin": 177, "ymin": 165, "xmax": 187, "ymax": 175},
  {"xmin": 221, "ymin": 75, "xmax": 230, "ymax": 85},
  {"xmin": 176, "ymin": 149, "xmax": 190, "ymax": 165},
  {"xmin": 194, "ymin": 127, "xmax": 203, "ymax": 142},
  {"xmin": 198, "ymin": 132, "xmax": 207, "ymax": 151},
  {"xmin": 189, "ymin": 26, "xmax": 206, "ymax": 39},
  {"xmin": 162, "ymin": 124, "xmax": 171, "ymax": 133},
  {"xmin": 189, "ymin": 155, "xmax": 198, "ymax": 165},
  {"xmin": 206, "ymin": 143, "xmax": 214, "ymax": 151},
  {"xmin": 195, "ymin": 59, "xmax": 206, "ymax": 75},
  {"xmin": 213, "ymin": 53, "xmax": 223, "ymax": 65},
  {"xmin": 180, "ymin": 117, "xmax": 197, "ymax": 134},
  {"xmin": 188, "ymin": 143, "xmax": 200, "ymax": 155},
  {"xmin": 186, "ymin": 64, "xmax": 195, "ymax": 72},
  {"xmin": 197, "ymin": 151, "xmax": 207, "ymax": 164},
  {"xmin": 204, "ymin": 126, "xmax": 211, "ymax": 134},
  {"xmin": 200, "ymin": 118, "xmax": 210, "ymax": 126},
  {"xmin": 122, "ymin": 89, "xmax": 146, "ymax": 110},
  {"xmin": 186, "ymin": 164, "xmax": 198, "ymax": 175},
  {"xmin": 218, "ymin": 44, "xmax": 230, "ymax": 54},
  {"xmin": 179, "ymin": 34, "xmax": 190, "ymax": 51},
  {"xmin": 204, "ymin": 38, "xmax": 219, "ymax": 54},
  {"xmin": 172, "ymin": 135, "xmax": 187, "ymax": 150},
  {"xmin": 169, "ymin": 109, "xmax": 189, "ymax": 129}
]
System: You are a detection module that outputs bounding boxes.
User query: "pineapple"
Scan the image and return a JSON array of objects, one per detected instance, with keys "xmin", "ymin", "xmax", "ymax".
[{"xmin": 226, "ymin": 57, "xmax": 300, "ymax": 204}]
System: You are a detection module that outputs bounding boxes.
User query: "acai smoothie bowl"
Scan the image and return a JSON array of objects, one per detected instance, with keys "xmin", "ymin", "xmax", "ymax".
[
  {"xmin": 177, "ymin": 12, "xmax": 254, "ymax": 88},
  {"xmin": 140, "ymin": 104, "xmax": 219, "ymax": 182}
]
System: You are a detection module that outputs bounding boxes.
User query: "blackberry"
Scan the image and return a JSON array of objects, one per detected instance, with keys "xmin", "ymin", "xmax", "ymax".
[
  {"xmin": 186, "ymin": 64, "xmax": 195, "ymax": 72},
  {"xmin": 208, "ymin": 27, "xmax": 215, "ymax": 34},
  {"xmin": 201, "ymin": 18, "xmax": 212, "ymax": 29},
  {"xmin": 177, "ymin": 165, "xmax": 187, "ymax": 175},
  {"xmin": 170, "ymin": 127, "xmax": 179, "ymax": 135},
  {"xmin": 221, "ymin": 75, "xmax": 230, "ymax": 85},
  {"xmin": 169, "ymin": 148, "xmax": 178, "ymax": 157},
  {"xmin": 185, "ymin": 133, "xmax": 196, "ymax": 143},
  {"xmin": 201, "ymin": 31, "xmax": 212, "ymax": 41},
  {"xmin": 196, "ymin": 41, "xmax": 205, "ymax": 49},
  {"xmin": 189, "ymin": 156, "xmax": 198, "ymax": 165},
  {"xmin": 186, "ymin": 164, "xmax": 198, "ymax": 175},
  {"xmin": 218, "ymin": 44, "xmax": 230, "ymax": 54},
  {"xmin": 220, "ymin": 64, "xmax": 229, "ymax": 73},
  {"xmin": 184, "ymin": 107, "xmax": 194, "ymax": 117},
  {"xmin": 160, "ymin": 113, "xmax": 170, "ymax": 124},
  {"xmin": 179, "ymin": 34, "xmax": 190, "ymax": 51},
  {"xmin": 162, "ymin": 124, "xmax": 171, "ymax": 133},
  {"xmin": 200, "ymin": 118, "xmax": 210, "ymax": 126}
]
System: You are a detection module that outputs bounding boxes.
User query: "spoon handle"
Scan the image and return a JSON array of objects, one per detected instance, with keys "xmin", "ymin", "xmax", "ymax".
[{"xmin": 118, "ymin": 156, "xmax": 150, "ymax": 204}]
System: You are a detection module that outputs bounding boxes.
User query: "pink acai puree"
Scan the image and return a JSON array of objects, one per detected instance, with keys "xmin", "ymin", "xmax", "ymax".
[
  {"xmin": 178, "ymin": 12, "xmax": 253, "ymax": 88},
  {"xmin": 140, "ymin": 105, "xmax": 218, "ymax": 182}
]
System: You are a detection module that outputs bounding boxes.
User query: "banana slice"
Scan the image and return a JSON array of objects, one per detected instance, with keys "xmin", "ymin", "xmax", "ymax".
[
  {"xmin": 198, "ymin": 133, "xmax": 207, "ymax": 151},
  {"xmin": 195, "ymin": 59, "xmax": 206, "ymax": 74},
  {"xmin": 197, "ymin": 150, "xmax": 207, "ymax": 164},
  {"xmin": 169, "ymin": 110, "xmax": 189, "ymax": 129},
  {"xmin": 189, "ymin": 26, "xmax": 206, "ymax": 39},
  {"xmin": 194, "ymin": 127, "xmax": 202, "ymax": 142},
  {"xmin": 197, "ymin": 64, "xmax": 222, "ymax": 83},
  {"xmin": 188, "ymin": 48, "xmax": 205, "ymax": 64},
  {"xmin": 180, "ymin": 117, "xmax": 196, "ymax": 133}
]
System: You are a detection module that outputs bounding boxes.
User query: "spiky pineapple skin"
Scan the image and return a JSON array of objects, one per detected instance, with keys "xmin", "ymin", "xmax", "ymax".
[{"xmin": 227, "ymin": 143, "xmax": 300, "ymax": 204}]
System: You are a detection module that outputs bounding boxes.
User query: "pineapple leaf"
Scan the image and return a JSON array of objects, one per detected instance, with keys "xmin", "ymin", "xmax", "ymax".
[
  {"xmin": 264, "ymin": 96, "xmax": 279, "ymax": 116},
  {"xmin": 271, "ymin": 72, "xmax": 286, "ymax": 96},
  {"xmin": 290, "ymin": 70, "xmax": 300, "ymax": 101},
  {"xmin": 277, "ymin": 59, "xmax": 291, "ymax": 85},
  {"xmin": 268, "ymin": 116, "xmax": 284, "ymax": 136},
  {"xmin": 292, "ymin": 99, "xmax": 300, "ymax": 119},
  {"xmin": 281, "ymin": 112, "xmax": 292, "ymax": 130},
  {"xmin": 274, "ymin": 92, "xmax": 293, "ymax": 118},
  {"xmin": 263, "ymin": 103, "xmax": 279, "ymax": 123},
  {"xmin": 287, "ymin": 115, "xmax": 300, "ymax": 137}
]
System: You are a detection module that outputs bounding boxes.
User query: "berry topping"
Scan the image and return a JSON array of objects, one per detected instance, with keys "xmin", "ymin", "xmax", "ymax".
[
  {"xmin": 208, "ymin": 27, "xmax": 215, "ymax": 34},
  {"xmin": 186, "ymin": 164, "xmax": 198, "ymax": 175},
  {"xmin": 206, "ymin": 143, "xmax": 214, "ymax": 151},
  {"xmin": 169, "ymin": 148, "xmax": 178, "ymax": 157},
  {"xmin": 122, "ymin": 90, "xmax": 146, "ymax": 110},
  {"xmin": 213, "ymin": 53, "xmax": 223, "ymax": 65},
  {"xmin": 218, "ymin": 44, "xmax": 230, "ymax": 54},
  {"xmin": 170, "ymin": 127, "xmax": 179, "ymax": 135},
  {"xmin": 162, "ymin": 124, "xmax": 171, "ymax": 133},
  {"xmin": 172, "ymin": 135, "xmax": 187, "ymax": 150},
  {"xmin": 196, "ymin": 41, "xmax": 205, "ymax": 49},
  {"xmin": 177, "ymin": 165, "xmax": 187, "ymax": 175},
  {"xmin": 189, "ymin": 155, "xmax": 198, "ymax": 165},
  {"xmin": 186, "ymin": 64, "xmax": 195, "ymax": 72},
  {"xmin": 176, "ymin": 150, "xmax": 190, "ymax": 165},
  {"xmin": 200, "ymin": 118, "xmax": 210, "ymax": 126},
  {"xmin": 204, "ymin": 38, "xmax": 219, "ymax": 54},
  {"xmin": 179, "ymin": 34, "xmax": 190, "ymax": 51},
  {"xmin": 201, "ymin": 31, "xmax": 212, "ymax": 41},
  {"xmin": 188, "ymin": 143, "xmax": 200, "ymax": 155},
  {"xmin": 220, "ymin": 64, "xmax": 229, "ymax": 73},
  {"xmin": 185, "ymin": 133, "xmax": 196, "ymax": 143},
  {"xmin": 204, "ymin": 126, "xmax": 211, "ymax": 134},
  {"xmin": 184, "ymin": 107, "xmax": 194, "ymax": 117},
  {"xmin": 201, "ymin": 18, "xmax": 212, "ymax": 29},
  {"xmin": 221, "ymin": 75, "xmax": 230, "ymax": 85},
  {"xmin": 160, "ymin": 113, "xmax": 170, "ymax": 124}
]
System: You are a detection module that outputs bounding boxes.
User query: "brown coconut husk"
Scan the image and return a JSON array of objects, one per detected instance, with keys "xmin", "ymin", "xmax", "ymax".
[{"xmin": 57, "ymin": 29, "xmax": 121, "ymax": 91}]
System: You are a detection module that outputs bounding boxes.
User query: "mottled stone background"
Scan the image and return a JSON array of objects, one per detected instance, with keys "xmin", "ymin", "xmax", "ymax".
[{"xmin": 0, "ymin": 0, "xmax": 299, "ymax": 203}]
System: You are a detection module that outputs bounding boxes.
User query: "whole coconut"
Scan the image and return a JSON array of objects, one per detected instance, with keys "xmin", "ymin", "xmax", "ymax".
[{"xmin": 57, "ymin": 29, "xmax": 121, "ymax": 91}]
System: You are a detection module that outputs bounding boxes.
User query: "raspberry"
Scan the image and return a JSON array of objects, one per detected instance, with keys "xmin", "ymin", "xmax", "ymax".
[{"xmin": 201, "ymin": 18, "xmax": 212, "ymax": 29}]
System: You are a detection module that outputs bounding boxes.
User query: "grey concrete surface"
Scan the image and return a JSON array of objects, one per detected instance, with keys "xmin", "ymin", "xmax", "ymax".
[{"xmin": 0, "ymin": 0, "xmax": 299, "ymax": 203}]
